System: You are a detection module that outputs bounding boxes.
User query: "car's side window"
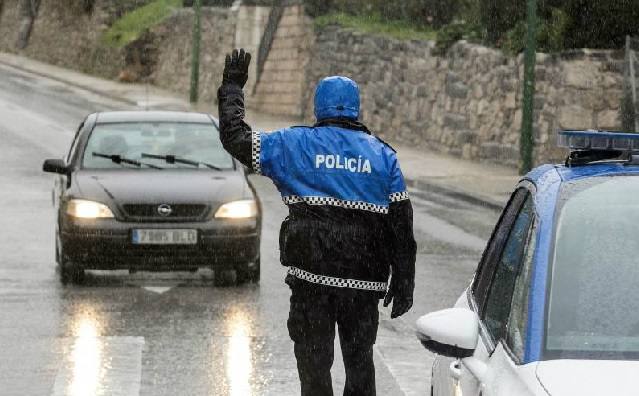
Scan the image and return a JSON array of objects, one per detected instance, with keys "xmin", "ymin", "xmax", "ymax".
[
  {"xmin": 472, "ymin": 187, "xmax": 528, "ymax": 310},
  {"xmin": 505, "ymin": 218, "xmax": 536, "ymax": 362},
  {"xmin": 482, "ymin": 194, "xmax": 534, "ymax": 343},
  {"xmin": 65, "ymin": 121, "xmax": 85, "ymax": 164}
]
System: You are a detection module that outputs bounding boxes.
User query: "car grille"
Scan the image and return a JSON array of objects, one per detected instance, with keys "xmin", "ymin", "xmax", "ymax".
[{"xmin": 121, "ymin": 204, "xmax": 209, "ymax": 222}]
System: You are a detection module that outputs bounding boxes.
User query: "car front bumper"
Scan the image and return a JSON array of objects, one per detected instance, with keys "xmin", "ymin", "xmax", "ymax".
[{"xmin": 60, "ymin": 216, "xmax": 260, "ymax": 271}]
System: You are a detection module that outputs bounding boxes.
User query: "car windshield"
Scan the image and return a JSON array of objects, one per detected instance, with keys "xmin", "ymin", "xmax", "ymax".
[
  {"xmin": 546, "ymin": 176, "xmax": 639, "ymax": 360},
  {"xmin": 82, "ymin": 122, "xmax": 234, "ymax": 170}
]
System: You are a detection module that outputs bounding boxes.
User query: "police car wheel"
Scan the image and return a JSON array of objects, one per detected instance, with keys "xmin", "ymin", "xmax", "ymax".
[
  {"xmin": 214, "ymin": 269, "xmax": 237, "ymax": 287},
  {"xmin": 237, "ymin": 259, "xmax": 260, "ymax": 284}
]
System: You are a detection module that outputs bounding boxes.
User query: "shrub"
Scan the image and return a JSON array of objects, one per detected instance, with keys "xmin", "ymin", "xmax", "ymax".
[
  {"xmin": 102, "ymin": 0, "xmax": 181, "ymax": 48},
  {"xmin": 434, "ymin": 20, "xmax": 481, "ymax": 55}
]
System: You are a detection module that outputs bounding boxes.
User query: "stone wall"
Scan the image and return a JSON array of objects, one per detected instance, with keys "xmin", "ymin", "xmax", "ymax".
[
  {"xmin": 0, "ymin": 1, "xmax": 270, "ymax": 102},
  {"xmin": 151, "ymin": 5, "xmax": 269, "ymax": 102},
  {"xmin": 150, "ymin": 7, "xmax": 235, "ymax": 103},
  {"xmin": 234, "ymin": 5, "xmax": 270, "ymax": 94},
  {"xmin": 250, "ymin": 4, "xmax": 313, "ymax": 117},
  {"xmin": 303, "ymin": 26, "xmax": 624, "ymax": 166},
  {"xmin": 0, "ymin": 0, "xmax": 148, "ymax": 78}
]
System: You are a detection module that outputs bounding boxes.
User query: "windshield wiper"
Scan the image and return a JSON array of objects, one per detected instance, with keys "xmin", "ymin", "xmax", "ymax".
[
  {"xmin": 92, "ymin": 152, "xmax": 164, "ymax": 170},
  {"xmin": 140, "ymin": 153, "xmax": 223, "ymax": 170}
]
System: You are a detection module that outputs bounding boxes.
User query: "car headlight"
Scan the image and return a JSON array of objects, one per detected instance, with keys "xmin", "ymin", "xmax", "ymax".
[
  {"xmin": 66, "ymin": 199, "xmax": 114, "ymax": 219},
  {"xmin": 215, "ymin": 200, "xmax": 257, "ymax": 219}
]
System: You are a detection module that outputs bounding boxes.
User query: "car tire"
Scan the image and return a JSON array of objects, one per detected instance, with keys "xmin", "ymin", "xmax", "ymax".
[
  {"xmin": 214, "ymin": 269, "xmax": 237, "ymax": 287},
  {"xmin": 57, "ymin": 241, "xmax": 85, "ymax": 285},
  {"xmin": 60, "ymin": 260, "xmax": 85, "ymax": 285},
  {"xmin": 237, "ymin": 258, "xmax": 260, "ymax": 284}
]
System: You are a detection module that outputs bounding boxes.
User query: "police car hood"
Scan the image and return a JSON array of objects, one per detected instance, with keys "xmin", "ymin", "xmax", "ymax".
[
  {"xmin": 536, "ymin": 359, "xmax": 639, "ymax": 395},
  {"xmin": 72, "ymin": 169, "xmax": 247, "ymax": 205}
]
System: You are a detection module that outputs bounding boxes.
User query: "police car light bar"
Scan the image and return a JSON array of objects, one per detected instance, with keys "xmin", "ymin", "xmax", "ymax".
[{"xmin": 558, "ymin": 130, "xmax": 639, "ymax": 151}]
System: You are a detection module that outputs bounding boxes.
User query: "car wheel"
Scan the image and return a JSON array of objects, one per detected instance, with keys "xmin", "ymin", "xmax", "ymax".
[
  {"xmin": 58, "ymin": 243, "xmax": 85, "ymax": 285},
  {"xmin": 60, "ymin": 260, "xmax": 85, "ymax": 285},
  {"xmin": 214, "ymin": 269, "xmax": 237, "ymax": 287},
  {"xmin": 237, "ymin": 258, "xmax": 260, "ymax": 284}
]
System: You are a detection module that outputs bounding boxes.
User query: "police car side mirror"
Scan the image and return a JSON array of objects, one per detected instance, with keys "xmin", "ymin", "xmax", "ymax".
[
  {"xmin": 416, "ymin": 308, "xmax": 478, "ymax": 359},
  {"xmin": 43, "ymin": 159, "xmax": 68, "ymax": 175}
]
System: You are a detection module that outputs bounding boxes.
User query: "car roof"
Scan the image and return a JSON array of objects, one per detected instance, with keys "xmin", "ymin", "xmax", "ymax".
[
  {"xmin": 94, "ymin": 111, "xmax": 214, "ymax": 124},
  {"xmin": 524, "ymin": 162, "xmax": 639, "ymax": 189}
]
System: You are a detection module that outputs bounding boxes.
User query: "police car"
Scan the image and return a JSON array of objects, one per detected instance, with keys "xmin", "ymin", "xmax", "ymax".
[{"xmin": 417, "ymin": 130, "xmax": 639, "ymax": 396}]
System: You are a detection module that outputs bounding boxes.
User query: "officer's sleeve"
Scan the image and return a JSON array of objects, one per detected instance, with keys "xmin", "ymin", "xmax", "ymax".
[
  {"xmin": 217, "ymin": 83, "xmax": 286, "ymax": 180},
  {"xmin": 217, "ymin": 83, "xmax": 253, "ymax": 168},
  {"xmin": 388, "ymin": 156, "xmax": 417, "ymax": 287}
]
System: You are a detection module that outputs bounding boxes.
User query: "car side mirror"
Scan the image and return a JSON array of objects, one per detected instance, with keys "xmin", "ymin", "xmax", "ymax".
[
  {"xmin": 416, "ymin": 308, "xmax": 479, "ymax": 359},
  {"xmin": 43, "ymin": 159, "xmax": 68, "ymax": 175}
]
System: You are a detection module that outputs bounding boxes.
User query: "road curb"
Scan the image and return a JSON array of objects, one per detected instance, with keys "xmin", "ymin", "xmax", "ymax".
[
  {"xmin": 0, "ymin": 56, "xmax": 138, "ymax": 107},
  {"xmin": 406, "ymin": 177, "xmax": 505, "ymax": 212}
]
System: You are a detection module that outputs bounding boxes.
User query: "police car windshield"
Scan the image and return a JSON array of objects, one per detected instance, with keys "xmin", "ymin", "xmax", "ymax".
[
  {"xmin": 82, "ymin": 122, "xmax": 234, "ymax": 170},
  {"xmin": 546, "ymin": 176, "xmax": 639, "ymax": 360}
]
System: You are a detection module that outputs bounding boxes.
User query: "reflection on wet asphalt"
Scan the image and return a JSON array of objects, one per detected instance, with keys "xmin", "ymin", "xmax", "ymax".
[{"xmin": 0, "ymin": 64, "xmax": 500, "ymax": 395}]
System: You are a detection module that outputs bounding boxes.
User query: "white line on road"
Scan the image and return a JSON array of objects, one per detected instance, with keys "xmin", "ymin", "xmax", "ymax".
[
  {"xmin": 142, "ymin": 286, "xmax": 173, "ymax": 294},
  {"xmin": 51, "ymin": 336, "xmax": 144, "ymax": 396}
]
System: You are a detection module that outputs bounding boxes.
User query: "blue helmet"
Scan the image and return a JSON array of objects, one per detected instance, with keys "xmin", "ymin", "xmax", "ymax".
[{"xmin": 314, "ymin": 76, "xmax": 360, "ymax": 121}]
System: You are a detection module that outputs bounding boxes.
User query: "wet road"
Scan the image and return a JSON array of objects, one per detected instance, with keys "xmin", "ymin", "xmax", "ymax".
[{"xmin": 0, "ymin": 63, "xmax": 500, "ymax": 395}]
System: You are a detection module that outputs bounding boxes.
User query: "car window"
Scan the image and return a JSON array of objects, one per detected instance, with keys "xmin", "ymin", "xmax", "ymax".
[
  {"xmin": 546, "ymin": 176, "xmax": 639, "ymax": 360},
  {"xmin": 505, "ymin": 209, "xmax": 536, "ymax": 362},
  {"xmin": 482, "ymin": 194, "xmax": 534, "ymax": 343},
  {"xmin": 472, "ymin": 187, "xmax": 529, "ymax": 311},
  {"xmin": 65, "ymin": 121, "xmax": 84, "ymax": 164},
  {"xmin": 81, "ymin": 122, "xmax": 234, "ymax": 169}
]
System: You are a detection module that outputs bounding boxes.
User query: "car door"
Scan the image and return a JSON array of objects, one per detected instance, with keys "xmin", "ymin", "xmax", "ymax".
[
  {"xmin": 458, "ymin": 185, "xmax": 536, "ymax": 395},
  {"xmin": 53, "ymin": 121, "xmax": 84, "ymax": 209}
]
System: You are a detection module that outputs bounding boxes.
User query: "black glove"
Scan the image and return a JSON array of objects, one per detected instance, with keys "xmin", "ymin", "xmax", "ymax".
[
  {"xmin": 223, "ymin": 48, "xmax": 251, "ymax": 88},
  {"xmin": 383, "ymin": 276, "xmax": 414, "ymax": 319}
]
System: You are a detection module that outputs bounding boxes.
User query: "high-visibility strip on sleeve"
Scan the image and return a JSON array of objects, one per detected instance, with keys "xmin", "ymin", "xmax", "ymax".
[
  {"xmin": 389, "ymin": 191, "xmax": 409, "ymax": 202},
  {"xmin": 251, "ymin": 131, "xmax": 261, "ymax": 174}
]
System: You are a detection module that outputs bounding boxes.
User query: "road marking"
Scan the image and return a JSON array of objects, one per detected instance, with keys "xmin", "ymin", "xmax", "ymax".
[
  {"xmin": 142, "ymin": 286, "xmax": 173, "ymax": 294},
  {"xmin": 51, "ymin": 336, "xmax": 144, "ymax": 396},
  {"xmin": 374, "ymin": 313, "xmax": 433, "ymax": 396}
]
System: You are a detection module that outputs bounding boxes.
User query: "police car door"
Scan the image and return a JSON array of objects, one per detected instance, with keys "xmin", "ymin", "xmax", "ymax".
[{"xmin": 459, "ymin": 185, "xmax": 536, "ymax": 395}]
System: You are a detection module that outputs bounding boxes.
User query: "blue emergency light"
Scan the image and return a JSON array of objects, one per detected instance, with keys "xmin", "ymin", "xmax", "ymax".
[{"xmin": 558, "ymin": 130, "xmax": 639, "ymax": 151}]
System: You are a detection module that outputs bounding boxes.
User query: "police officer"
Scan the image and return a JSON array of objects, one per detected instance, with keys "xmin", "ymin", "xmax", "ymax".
[{"xmin": 217, "ymin": 49, "xmax": 416, "ymax": 396}]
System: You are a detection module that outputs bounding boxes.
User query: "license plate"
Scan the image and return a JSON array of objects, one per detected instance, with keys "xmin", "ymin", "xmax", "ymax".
[{"xmin": 132, "ymin": 229, "xmax": 197, "ymax": 245}]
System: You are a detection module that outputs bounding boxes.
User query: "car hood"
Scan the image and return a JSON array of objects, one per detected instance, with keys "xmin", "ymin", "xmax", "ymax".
[
  {"xmin": 72, "ymin": 169, "xmax": 249, "ymax": 206},
  {"xmin": 536, "ymin": 359, "xmax": 639, "ymax": 396}
]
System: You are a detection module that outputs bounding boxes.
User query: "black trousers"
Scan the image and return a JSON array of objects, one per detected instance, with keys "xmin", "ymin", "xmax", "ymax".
[{"xmin": 287, "ymin": 280, "xmax": 380, "ymax": 396}]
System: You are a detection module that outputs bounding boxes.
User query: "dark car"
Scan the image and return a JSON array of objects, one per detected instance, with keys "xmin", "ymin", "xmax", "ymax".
[{"xmin": 42, "ymin": 111, "xmax": 261, "ymax": 285}]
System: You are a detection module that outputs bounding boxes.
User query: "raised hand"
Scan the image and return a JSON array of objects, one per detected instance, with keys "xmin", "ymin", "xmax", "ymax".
[{"xmin": 223, "ymin": 48, "xmax": 252, "ymax": 88}]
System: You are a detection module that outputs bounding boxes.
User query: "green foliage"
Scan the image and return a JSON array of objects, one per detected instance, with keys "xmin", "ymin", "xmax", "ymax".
[
  {"xmin": 502, "ymin": 7, "xmax": 568, "ymax": 54},
  {"xmin": 305, "ymin": 0, "xmax": 460, "ymax": 30},
  {"xmin": 314, "ymin": 12, "xmax": 437, "ymax": 41},
  {"xmin": 480, "ymin": 0, "xmax": 524, "ymax": 45},
  {"xmin": 102, "ymin": 0, "xmax": 181, "ymax": 48},
  {"xmin": 434, "ymin": 21, "xmax": 482, "ymax": 55},
  {"xmin": 561, "ymin": 0, "xmax": 639, "ymax": 49}
]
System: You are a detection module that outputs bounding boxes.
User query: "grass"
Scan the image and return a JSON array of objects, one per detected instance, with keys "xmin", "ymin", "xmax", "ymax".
[
  {"xmin": 101, "ymin": 0, "xmax": 182, "ymax": 48},
  {"xmin": 314, "ymin": 13, "xmax": 437, "ymax": 42}
]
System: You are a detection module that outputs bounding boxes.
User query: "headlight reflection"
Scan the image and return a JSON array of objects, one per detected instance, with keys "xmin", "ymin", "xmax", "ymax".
[
  {"xmin": 226, "ymin": 308, "xmax": 253, "ymax": 396},
  {"xmin": 68, "ymin": 315, "xmax": 103, "ymax": 396}
]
